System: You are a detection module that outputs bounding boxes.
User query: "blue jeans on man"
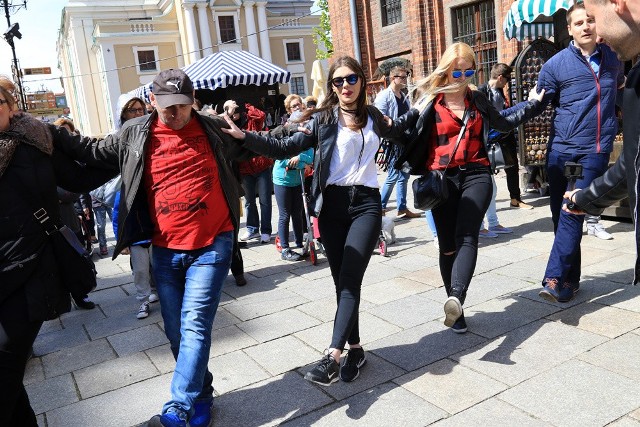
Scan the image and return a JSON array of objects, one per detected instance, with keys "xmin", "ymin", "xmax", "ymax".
[
  {"xmin": 241, "ymin": 168, "xmax": 273, "ymax": 235},
  {"xmin": 544, "ymin": 150, "xmax": 610, "ymax": 286},
  {"xmin": 151, "ymin": 231, "xmax": 233, "ymax": 420},
  {"xmin": 380, "ymin": 166, "xmax": 410, "ymax": 211}
]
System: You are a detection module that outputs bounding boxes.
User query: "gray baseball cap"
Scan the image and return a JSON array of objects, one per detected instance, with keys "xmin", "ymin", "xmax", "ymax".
[{"xmin": 152, "ymin": 69, "xmax": 194, "ymax": 108}]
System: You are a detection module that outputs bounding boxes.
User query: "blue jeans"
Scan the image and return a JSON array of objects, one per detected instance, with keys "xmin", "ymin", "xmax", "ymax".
[
  {"xmin": 543, "ymin": 150, "xmax": 610, "ymax": 285},
  {"xmin": 241, "ymin": 168, "xmax": 273, "ymax": 235},
  {"xmin": 94, "ymin": 204, "xmax": 112, "ymax": 249},
  {"xmin": 380, "ymin": 167, "xmax": 410, "ymax": 211},
  {"xmin": 425, "ymin": 210, "xmax": 437, "ymax": 238},
  {"xmin": 152, "ymin": 231, "xmax": 233, "ymax": 419},
  {"xmin": 481, "ymin": 175, "xmax": 499, "ymax": 229}
]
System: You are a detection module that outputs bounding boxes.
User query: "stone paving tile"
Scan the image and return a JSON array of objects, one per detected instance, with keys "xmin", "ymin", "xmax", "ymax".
[
  {"xmin": 455, "ymin": 272, "xmax": 537, "ymax": 308},
  {"xmin": 211, "ymin": 306, "xmax": 242, "ymax": 330},
  {"xmin": 368, "ymin": 321, "xmax": 487, "ymax": 372},
  {"xmin": 99, "ymin": 293, "xmax": 156, "ymax": 318},
  {"xmin": 361, "ymin": 276, "xmax": 432, "ymax": 305},
  {"xmin": 363, "ymin": 263, "xmax": 411, "ymax": 285},
  {"xmin": 578, "ymin": 333, "xmax": 640, "ymax": 381},
  {"xmin": 38, "ymin": 318, "xmax": 63, "ymax": 335},
  {"xmin": 358, "ymin": 312, "xmax": 403, "ymax": 345},
  {"xmin": 472, "ymin": 254, "xmax": 513, "ymax": 275},
  {"xmin": 366, "ymin": 294, "xmax": 443, "ymax": 329},
  {"xmin": 107, "ymin": 324, "xmax": 169, "ymax": 357},
  {"xmin": 453, "ymin": 320, "xmax": 607, "ymax": 386},
  {"xmin": 480, "ymin": 243, "xmax": 543, "ymax": 263},
  {"xmin": 293, "ymin": 321, "xmax": 334, "ymax": 352},
  {"xmin": 25, "ymin": 374, "xmax": 78, "ymax": 415},
  {"xmin": 608, "ymin": 416, "xmax": 640, "ymax": 426},
  {"xmin": 546, "ymin": 302, "xmax": 640, "ymax": 338},
  {"xmin": 74, "ymin": 351, "xmax": 159, "ymax": 398},
  {"xmin": 462, "ymin": 295, "xmax": 560, "ymax": 339},
  {"xmin": 96, "ymin": 273, "xmax": 133, "ymax": 289},
  {"xmin": 84, "ymin": 307, "xmax": 163, "ymax": 340},
  {"xmin": 431, "ymin": 397, "xmax": 551, "ymax": 426},
  {"xmin": 287, "ymin": 275, "xmax": 337, "ymax": 301},
  {"xmin": 379, "ymin": 253, "xmax": 439, "ymax": 272},
  {"xmin": 395, "ymin": 358, "xmax": 508, "ymax": 414},
  {"xmin": 290, "ymin": 261, "xmax": 334, "ymax": 281},
  {"xmin": 491, "ymin": 253, "xmax": 548, "ymax": 283},
  {"xmin": 401, "ymin": 266, "xmax": 443, "ymax": 287},
  {"xmin": 591, "ymin": 283, "xmax": 640, "ymax": 313},
  {"xmin": 59, "ymin": 304, "xmax": 107, "ymax": 329},
  {"xmin": 33, "ymin": 325, "xmax": 89, "ymax": 357},
  {"xmin": 223, "ymin": 287, "xmax": 310, "ymax": 321},
  {"xmin": 144, "ymin": 343, "xmax": 174, "ymax": 374},
  {"xmin": 42, "ymin": 338, "xmax": 115, "ymax": 378},
  {"xmin": 44, "ymin": 374, "xmax": 172, "ymax": 427},
  {"xmin": 244, "ymin": 262, "xmax": 295, "ymax": 278},
  {"xmin": 89, "ymin": 285, "xmax": 130, "ymax": 307},
  {"xmin": 297, "ymin": 295, "xmax": 341, "ymax": 323},
  {"xmin": 211, "ymin": 324, "xmax": 260, "ymax": 357},
  {"xmin": 500, "ymin": 359, "xmax": 640, "ymax": 427},
  {"xmin": 211, "ymin": 372, "xmax": 334, "ymax": 426},
  {"xmin": 631, "ymin": 408, "xmax": 640, "ymax": 421},
  {"xmin": 243, "ymin": 335, "xmax": 319, "ymax": 376},
  {"xmin": 581, "ymin": 253, "xmax": 637, "ymax": 282},
  {"xmin": 283, "ymin": 382, "xmax": 447, "ymax": 427},
  {"xmin": 237, "ymin": 308, "xmax": 320, "ymax": 343},
  {"xmin": 209, "ymin": 349, "xmax": 271, "ymax": 394},
  {"xmin": 23, "ymin": 356, "xmax": 44, "ymax": 386}
]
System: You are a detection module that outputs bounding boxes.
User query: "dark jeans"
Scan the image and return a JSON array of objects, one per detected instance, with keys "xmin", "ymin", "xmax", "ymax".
[
  {"xmin": 274, "ymin": 184, "xmax": 303, "ymax": 248},
  {"xmin": 0, "ymin": 287, "xmax": 42, "ymax": 427},
  {"xmin": 318, "ymin": 185, "xmax": 381, "ymax": 351},
  {"xmin": 241, "ymin": 169, "xmax": 273, "ymax": 235},
  {"xmin": 431, "ymin": 166, "xmax": 493, "ymax": 304},
  {"xmin": 230, "ymin": 237, "xmax": 243, "ymax": 277},
  {"xmin": 543, "ymin": 150, "xmax": 610, "ymax": 284},
  {"xmin": 504, "ymin": 142, "xmax": 521, "ymax": 200}
]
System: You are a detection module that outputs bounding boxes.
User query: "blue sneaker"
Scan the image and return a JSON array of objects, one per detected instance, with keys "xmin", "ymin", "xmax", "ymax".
[
  {"xmin": 539, "ymin": 278, "xmax": 560, "ymax": 303},
  {"xmin": 558, "ymin": 282, "xmax": 578, "ymax": 303},
  {"xmin": 189, "ymin": 398, "xmax": 214, "ymax": 427},
  {"xmin": 488, "ymin": 224, "xmax": 513, "ymax": 234},
  {"xmin": 147, "ymin": 413, "xmax": 187, "ymax": 427}
]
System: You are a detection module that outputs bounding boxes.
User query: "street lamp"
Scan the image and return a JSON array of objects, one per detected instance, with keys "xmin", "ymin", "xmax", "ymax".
[{"xmin": 2, "ymin": 0, "xmax": 28, "ymax": 111}]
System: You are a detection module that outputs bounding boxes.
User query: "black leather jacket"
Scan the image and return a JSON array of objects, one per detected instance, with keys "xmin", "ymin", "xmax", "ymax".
[
  {"xmin": 242, "ymin": 105, "xmax": 419, "ymax": 216},
  {"xmin": 54, "ymin": 111, "xmax": 248, "ymax": 258},
  {"xmin": 395, "ymin": 90, "xmax": 541, "ymax": 175}
]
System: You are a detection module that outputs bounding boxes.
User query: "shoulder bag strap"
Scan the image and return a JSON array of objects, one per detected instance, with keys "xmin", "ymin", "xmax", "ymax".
[{"xmin": 443, "ymin": 107, "xmax": 471, "ymax": 170}]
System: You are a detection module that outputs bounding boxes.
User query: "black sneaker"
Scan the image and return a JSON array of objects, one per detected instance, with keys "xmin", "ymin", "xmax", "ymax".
[
  {"xmin": 451, "ymin": 313, "xmax": 467, "ymax": 334},
  {"xmin": 340, "ymin": 347, "xmax": 366, "ymax": 382},
  {"xmin": 304, "ymin": 354, "xmax": 339, "ymax": 386},
  {"xmin": 281, "ymin": 248, "xmax": 302, "ymax": 261},
  {"xmin": 73, "ymin": 296, "xmax": 96, "ymax": 310}
]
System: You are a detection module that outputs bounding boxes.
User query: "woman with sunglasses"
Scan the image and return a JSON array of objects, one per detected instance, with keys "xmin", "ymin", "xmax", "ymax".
[
  {"xmin": 395, "ymin": 42, "xmax": 544, "ymax": 333},
  {"xmin": 222, "ymin": 56, "xmax": 417, "ymax": 386}
]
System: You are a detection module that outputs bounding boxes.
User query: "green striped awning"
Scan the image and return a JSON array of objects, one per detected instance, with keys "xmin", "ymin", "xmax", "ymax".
[{"xmin": 503, "ymin": 0, "xmax": 575, "ymax": 41}]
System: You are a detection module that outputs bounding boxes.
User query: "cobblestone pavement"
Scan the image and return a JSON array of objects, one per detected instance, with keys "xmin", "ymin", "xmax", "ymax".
[{"xmin": 27, "ymin": 172, "xmax": 640, "ymax": 427}]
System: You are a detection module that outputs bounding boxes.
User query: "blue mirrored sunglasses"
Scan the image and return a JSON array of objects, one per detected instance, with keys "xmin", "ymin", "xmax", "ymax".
[
  {"xmin": 331, "ymin": 74, "xmax": 359, "ymax": 87},
  {"xmin": 451, "ymin": 69, "xmax": 476, "ymax": 79}
]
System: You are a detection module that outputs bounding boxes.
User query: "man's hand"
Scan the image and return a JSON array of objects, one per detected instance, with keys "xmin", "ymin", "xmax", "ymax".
[
  {"xmin": 528, "ymin": 84, "xmax": 545, "ymax": 102},
  {"xmin": 562, "ymin": 189, "xmax": 585, "ymax": 214},
  {"xmin": 221, "ymin": 115, "xmax": 246, "ymax": 139},
  {"xmin": 288, "ymin": 156, "xmax": 300, "ymax": 168}
]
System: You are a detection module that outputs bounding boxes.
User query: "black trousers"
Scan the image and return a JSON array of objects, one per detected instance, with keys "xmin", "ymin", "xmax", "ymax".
[
  {"xmin": 432, "ymin": 167, "xmax": 492, "ymax": 305},
  {"xmin": 318, "ymin": 185, "xmax": 381, "ymax": 351},
  {"xmin": 230, "ymin": 238, "xmax": 244, "ymax": 277},
  {"xmin": 503, "ymin": 142, "xmax": 522, "ymax": 200},
  {"xmin": 0, "ymin": 287, "xmax": 42, "ymax": 427}
]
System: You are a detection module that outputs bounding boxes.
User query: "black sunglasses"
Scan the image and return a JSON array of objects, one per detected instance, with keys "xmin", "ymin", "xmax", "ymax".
[{"xmin": 331, "ymin": 74, "xmax": 359, "ymax": 88}]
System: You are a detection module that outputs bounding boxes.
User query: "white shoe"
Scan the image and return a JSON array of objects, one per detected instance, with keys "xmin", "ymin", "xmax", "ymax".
[
  {"xmin": 137, "ymin": 301, "xmax": 150, "ymax": 319},
  {"xmin": 148, "ymin": 293, "xmax": 159, "ymax": 303},
  {"xmin": 260, "ymin": 233, "xmax": 271, "ymax": 244},
  {"xmin": 240, "ymin": 230, "xmax": 260, "ymax": 241},
  {"xmin": 444, "ymin": 296, "xmax": 462, "ymax": 327},
  {"xmin": 587, "ymin": 223, "xmax": 613, "ymax": 240}
]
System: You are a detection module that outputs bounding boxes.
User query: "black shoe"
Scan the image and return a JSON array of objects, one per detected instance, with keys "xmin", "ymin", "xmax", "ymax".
[
  {"xmin": 340, "ymin": 347, "xmax": 366, "ymax": 382},
  {"xmin": 304, "ymin": 354, "xmax": 339, "ymax": 386},
  {"xmin": 237, "ymin": 241, "xmax": 248, "ymax": 249},
  {"xmin": 234, "ymin": 274, "xmax": 247, "ymax": 287},
  {"xmin": 451, "ymin": 313, "xmax": 467, "ymax": 334},
  {"xmin": 73, "ymin": 296, "xmax": 96, "ymax": 310},
  {"xmin": 281, "ymin": 248, "xmax": 302, "ymax": 261}
]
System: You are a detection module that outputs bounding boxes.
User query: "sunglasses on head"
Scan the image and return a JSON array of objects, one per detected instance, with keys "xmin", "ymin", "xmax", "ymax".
[
  {"xmin": 451, "ymin": 69, "xmax": 476, "ymax": 79},
  {"xmin": 331, "ymin": 74, "xmax": 359, "ymax": 88}
]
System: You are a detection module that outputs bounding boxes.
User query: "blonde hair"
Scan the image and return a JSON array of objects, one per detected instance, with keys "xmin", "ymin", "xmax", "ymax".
[
  {"xmin": 53, "ymin": 117, "xmax": 75, "ymax": 133},
  {"xmin": 411, "ymin": 42, "xmax": 476, "ymax": 105},
  {"xmin": 284, "ymin": 94, "xmax": 303, "ymax": 113},
  {"xmin": 0, "ymin": 75, "xmax": 17, "ymax": 111}
]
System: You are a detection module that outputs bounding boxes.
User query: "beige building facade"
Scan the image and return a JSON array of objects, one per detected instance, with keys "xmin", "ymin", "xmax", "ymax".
[{"xmin": 57, "ymin": 0, "xmax": 319, "ymax": 136}]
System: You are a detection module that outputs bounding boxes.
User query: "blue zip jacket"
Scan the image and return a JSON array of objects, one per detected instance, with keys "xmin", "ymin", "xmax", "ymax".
[
  {"xmin": 537, "ymin": 42, "xmax": 624, "ymax": 154},
  {"xmin": 272, "ymin": 147, "xmax": 314, "ymax": 187}
]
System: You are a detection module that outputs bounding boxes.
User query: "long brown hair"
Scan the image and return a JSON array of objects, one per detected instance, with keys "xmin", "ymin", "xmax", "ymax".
[{"xmin": 300, "ymin": 56, "xmax": 368, "ymax": 130}]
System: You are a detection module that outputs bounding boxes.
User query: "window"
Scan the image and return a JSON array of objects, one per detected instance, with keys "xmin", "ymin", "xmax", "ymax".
[
  {"xmin": 452, "ymin": 1, "xmax": 497, "ymax": 85},
  {"xmin": 381, "ymin": 0, "xmax": 402, "ymax": 26},
  {"xmin": 290, "ymin": 76, "xmax": 306, "ymax": 96},
  {"xmin": 286, "ymin": 42, "xmax": 301, "ymax": 62},
  {"xmin": 133, "ymin": 47, "xmax": 159, "ymax": 74},
  {"xmin": 218, "ymin": 15, "xmax": 237, "ymax": 43}
]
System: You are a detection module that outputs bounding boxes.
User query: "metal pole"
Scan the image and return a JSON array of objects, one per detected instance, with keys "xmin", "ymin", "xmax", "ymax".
[
  {"xmin": 348, "ymin": 0, "xmax": 361, "ymax": 63},
  {"xmin": 3, "ymin": 0, "xmax": 27, "ymax": 111}
]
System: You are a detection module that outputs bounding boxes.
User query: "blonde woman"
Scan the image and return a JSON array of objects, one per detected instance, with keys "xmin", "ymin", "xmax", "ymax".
[
  {"xmin": 281, "ymin": 94, "xmax": 303, "ymax": 125},
  {"xmin": 396, "ymin": 42, "xmax": 544, "ymax": 333}
]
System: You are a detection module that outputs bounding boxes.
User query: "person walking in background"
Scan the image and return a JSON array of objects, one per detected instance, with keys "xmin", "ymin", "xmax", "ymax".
[
  {"xmin": 397, "ymin": 42, "xmax": 543, "ymax": 334},
  {"xmin": 223, "ymin": 56, "xmax": 418, "ymax": 386},
  {"xmin": 536, "ymin": 3, "xmax": 624, "ymax": 303},
  {"xmin": 375, "ymin": 64, "xmax": 422, "ymax": 219},
  {"xmin": 585, "ymin": 214, "xmax": 613, "ymax": 240}
]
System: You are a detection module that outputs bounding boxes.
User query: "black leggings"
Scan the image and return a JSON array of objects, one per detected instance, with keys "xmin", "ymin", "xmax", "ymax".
[
  {"xmin": 431, "ymin": 167, "xmax": 492, "ymax": 305},
  {"xmin": 0, "ymin": 287, "xmax": 43, "ymax": 427},
  {"xmin": 318, "ymin": 185, "xmax": 381, "ymax": 351}
]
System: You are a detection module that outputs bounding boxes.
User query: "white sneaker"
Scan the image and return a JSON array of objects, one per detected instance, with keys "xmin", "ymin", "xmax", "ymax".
[
  {"xmin": 240, "ymin": 230, "xmax": 260, "ymax": 241},
  {"xmin": 587, "ymin": 223, "xmax": 613, "ymax": 240},
  {"xmin": 260, "ymin": 233, "xmax": 271, "ymax": 244},
  {"xmin": 137, "ymin": 301, "xmax": 150, "ymax": 319},
  {"xmin": 148, "ymin": 293, "xmax": 159, "ymax": 303}
]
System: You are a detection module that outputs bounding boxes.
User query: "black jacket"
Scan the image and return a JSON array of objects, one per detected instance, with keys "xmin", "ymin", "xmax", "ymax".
[
  {"xmin": 395, "ymin": 90, "xmax": 540, "ymax": 175},
  {"xmin": 574, "ymin": 62, "xmax": 640, "ymax": 283},
  {"xmin": 242, "ymin": 105, "xmax": 418, "ymax": 217},
  {"xmin": 55, "ymin": 110, "xmax": 249, "ymax": 258}
]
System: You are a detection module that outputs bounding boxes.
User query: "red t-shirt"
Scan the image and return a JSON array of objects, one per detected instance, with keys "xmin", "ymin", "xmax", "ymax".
[
  {"xmin": 144, "ymin": 115, "xmax": 234, "ymax": 250},
  {"xmin": 427, "ymin": 94, "xmax": 489, "ymax": 170}
]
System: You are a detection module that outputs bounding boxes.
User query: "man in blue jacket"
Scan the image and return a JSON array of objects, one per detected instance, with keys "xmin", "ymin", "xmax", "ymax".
[{"xmin": 537, "ymin": 2, "xmax": 625, "ymax": 303}]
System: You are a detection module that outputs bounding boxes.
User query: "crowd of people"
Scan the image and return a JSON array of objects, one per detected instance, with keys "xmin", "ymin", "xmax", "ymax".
[{"xmin": 3, "ymin": 0, "xmax": 640, "ymax": 424}]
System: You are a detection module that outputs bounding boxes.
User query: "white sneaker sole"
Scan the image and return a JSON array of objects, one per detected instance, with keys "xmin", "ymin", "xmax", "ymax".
[
  {"xmin": 303, "ymin": 372, "xmax": 338, "ymax": 386},
  {"xmin": 444, "ymin": 297, "xmax": 462, "ymax": 327}
]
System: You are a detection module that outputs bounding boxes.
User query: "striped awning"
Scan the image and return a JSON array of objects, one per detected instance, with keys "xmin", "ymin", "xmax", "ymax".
[
  {"xmin": 131, "ymin": 50, "xmax": 291, "ymax": 101},
  {"xmin": 503, "ymin": 0, "xmax": 575, "ymax": 41}
]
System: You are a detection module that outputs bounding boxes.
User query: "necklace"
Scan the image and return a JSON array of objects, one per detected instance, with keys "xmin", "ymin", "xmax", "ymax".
[{"xmin": 340, "ymin": 107, "xmax": 358, "ymax": 114}]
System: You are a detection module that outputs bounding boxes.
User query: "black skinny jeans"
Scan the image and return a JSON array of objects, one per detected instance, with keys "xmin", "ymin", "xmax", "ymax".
[
  {"xmin": 274, "ymin": 184, "xmax": 304, "ymax": 248},
  {"xmin": 431, "ymin": 166, "xmax": 493, "ymax": 305},
  {"xmin": 503, "ymin": 142, "xmax": 521, "ymax": 200},
  {"xmin": 318, "ymin": 185, "xmax": 381, "ymax": 351}
]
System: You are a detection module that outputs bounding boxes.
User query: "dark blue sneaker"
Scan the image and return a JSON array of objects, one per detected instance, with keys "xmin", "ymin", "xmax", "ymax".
[
  {"xmin": 146, "ymin": 413, "xmax": 186, "ymax": 427},
  {"xmin": 558, "ymin": 282, "xmax": 576, "ymax": 303},
  {"xmin": 451, "ymin": 313, "xmax": 467, "ymax": 334},
  {"xmin": 539, "ymin": 278, "xmax": 560, "ymax": 303},
  {"xmin": 190, "ymin": 398, "xmax": 214, "ymax": 427}
]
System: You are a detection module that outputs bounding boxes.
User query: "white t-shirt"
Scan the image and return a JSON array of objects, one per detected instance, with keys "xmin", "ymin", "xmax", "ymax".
[{"xmin": 326, "ymin": 116, "xmax": 379, "ymax": 188}]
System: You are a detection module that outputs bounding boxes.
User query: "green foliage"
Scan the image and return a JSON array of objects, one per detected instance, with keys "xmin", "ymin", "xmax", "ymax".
[{"xmin": 313, "ymin": 0, "xmax": 333, "ymax": 60}]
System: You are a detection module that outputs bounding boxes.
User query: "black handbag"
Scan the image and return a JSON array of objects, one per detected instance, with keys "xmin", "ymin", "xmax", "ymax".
[
  {"xmin": 486, "ymin": 139, "xmax": 507, "ymax": 174},
  {"xmin": 33, "ymin": 207, "xmax": 98, "ymax": 296},
  {"xmin": 413, "ymin": 108, "xmax": 470, "ymax": 211}
]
